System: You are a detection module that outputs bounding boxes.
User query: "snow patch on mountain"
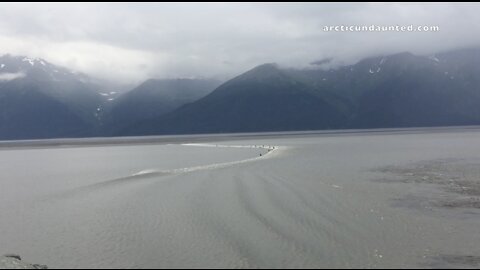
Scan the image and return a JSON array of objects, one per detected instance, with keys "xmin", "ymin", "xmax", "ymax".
[
  {"xmin": 429, "ymin": 55, "xmax": 440, "ymax": 63},
  {"xmin": 22, "ymin": 57, "xmax": 35, "ymax": 66}
]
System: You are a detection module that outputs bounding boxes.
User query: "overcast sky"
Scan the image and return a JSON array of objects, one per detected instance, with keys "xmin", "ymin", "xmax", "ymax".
[{"xmin": 0, "ymin": 3, "xmax": 479, "ymax": 84}]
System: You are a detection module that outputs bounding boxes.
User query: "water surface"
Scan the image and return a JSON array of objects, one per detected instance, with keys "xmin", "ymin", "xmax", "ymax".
[{"xmin": 1, "ymin": 128, "xmax": 480, "ymax": 268}]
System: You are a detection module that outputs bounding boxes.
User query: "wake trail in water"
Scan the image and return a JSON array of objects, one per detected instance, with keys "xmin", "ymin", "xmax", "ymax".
[{"xmin": 58, "ymin": 143, "xmax": 284, "ymax": 197}]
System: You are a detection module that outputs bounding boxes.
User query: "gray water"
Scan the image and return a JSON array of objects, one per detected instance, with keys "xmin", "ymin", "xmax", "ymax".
[{"xmin": 1, "ymin": 129, "xmax": 480, "ymax": 268}]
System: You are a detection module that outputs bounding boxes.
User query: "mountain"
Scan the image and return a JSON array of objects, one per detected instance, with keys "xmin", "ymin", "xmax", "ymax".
[
  {"xmin": 0, "ymin": 55, "xmax": 105, "ymax": 140},
  {"xmin": 122, "ymin": 64, "xmax": 350, "ymax": 135},
  {"xmin": 106, "ymin": 78, "xmax": 221, "ymax": 132},
  {"xmin": 290, "ymin": 49, "xmax": 480, "ymax": 128},
  {"xmin": 3, "ymin": 48, "xmax": 480, "ymax": 140},
  {"xmin": 120, "ymin": 48, "xmax": 480, "ymax": 136}
]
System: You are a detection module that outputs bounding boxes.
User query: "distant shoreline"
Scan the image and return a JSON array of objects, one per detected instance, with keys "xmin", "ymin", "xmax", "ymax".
[{"xmin": 1, "ymin": 125, "xmax": 480, "ymax": 150}]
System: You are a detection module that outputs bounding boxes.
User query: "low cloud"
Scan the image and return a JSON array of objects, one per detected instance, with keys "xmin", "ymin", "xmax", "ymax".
[{"xmin": 0, "ymin": 72, "xmax": 26, "ymax": 81}]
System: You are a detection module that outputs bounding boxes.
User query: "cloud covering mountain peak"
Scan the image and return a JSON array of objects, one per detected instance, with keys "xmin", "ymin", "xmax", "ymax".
[{"xmin": 0, "ymin": 3, "xmax": 479, "ymax": 83}]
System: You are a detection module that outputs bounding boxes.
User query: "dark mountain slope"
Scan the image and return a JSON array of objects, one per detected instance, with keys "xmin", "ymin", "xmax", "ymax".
[
  {"xmin": 123, "ymin": 64, "xmax": 349, "ymax": 135},
  {"xmin": 107, "ymin": 78, "xmax": 220, "ymax": 132}
]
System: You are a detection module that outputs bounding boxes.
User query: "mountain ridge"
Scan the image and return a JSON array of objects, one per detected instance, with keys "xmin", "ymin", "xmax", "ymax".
[
  {"xmin": 2, "ymin": 47, "xmax": 480, "ymax": 140},
  {"xmin": 120, "ymin": 47, "xmax": 480, "ymax": 136}
]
